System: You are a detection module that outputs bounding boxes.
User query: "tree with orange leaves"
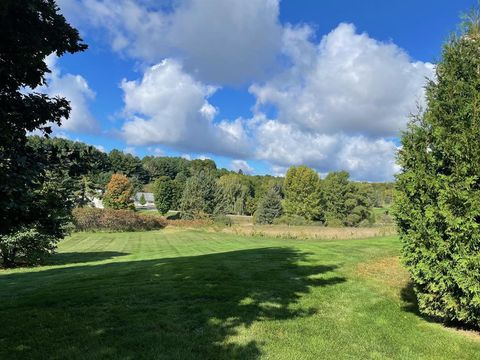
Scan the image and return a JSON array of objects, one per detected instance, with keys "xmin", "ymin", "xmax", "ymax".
[{"xmin": 103, "ymin": 174, "xmax": 134, "ymax": 210}]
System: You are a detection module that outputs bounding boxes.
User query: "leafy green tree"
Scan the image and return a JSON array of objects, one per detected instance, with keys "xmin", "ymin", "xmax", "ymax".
[
  {"xmin": 142, "ymin": 156, "xmax": 190, "ymax": 180},
  {"xmin": 246, "ymin": 176, "xmax": 283, "ymax": 215},
  {"xmin": 103, "ymin": 174, "xmax": 134, "ymax": 210},
  {"xmin": 27, "ymin": 136, "xmax": 111, "ymax": 208},
  {"xmin": 255, "ymin": 188, "xmax": 283, "ymax": 224},
  {"xmin": 394, "ymin": 12, "xmax": 480, "ymax": 327},
  {"xmin": 153, "ymin": 176, "xmax": 174, "ymax": 215},
  {"xmin": 189, "ymin": 159, "xmax": 217, "ymax": 175},
  {"xmin": 0, "ymin": 0, "xmax": 86, "ymax": 266},
  {"xmin": 283, "ymin": 166, "xmax": 322, "ymax": 220},
  {"xmin": 322, "ymin": 171, "xmax": 372, "ymax": 227},
  {"xmin": 170, "ymin": 172, "xmax": 188, "ymax": 210},
  {"xmin": 215, "ymin": 174, "xmax": 250, "ymax": 215},
  {"xmin": 108, "ymin": 150, "xmax": 148, "ymax": 183},
  {"xmin": 180, "ymin": 171, "xmax": 217, "ymax": 219},
  {"xmin": 139, "ymin": 193, "xmax": 146, "ymax": 206}
]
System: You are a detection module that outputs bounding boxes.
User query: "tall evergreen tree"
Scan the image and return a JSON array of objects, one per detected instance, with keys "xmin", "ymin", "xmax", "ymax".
[
  {"xmin": 255, "ymin": 188, "xmax": 283, "ymax": 224},
  {"xmin": 394, "ymin": 12, "xmax": 480, "ymax": 327}
]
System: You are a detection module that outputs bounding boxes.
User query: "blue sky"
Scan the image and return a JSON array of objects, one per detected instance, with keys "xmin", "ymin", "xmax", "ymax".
[{"xmin": 47, "ymin": 0, "xmax": 476, "ymax": 180}]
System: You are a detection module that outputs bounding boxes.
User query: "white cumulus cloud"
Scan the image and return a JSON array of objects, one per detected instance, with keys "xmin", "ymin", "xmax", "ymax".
[
  {"xmin": 230, "ymin": 160, "xmax": 254, "ymax": 174},
  {"xmin": 39, "ymin": 54, "xmax": 99, "ymax": 134},
  {"xmin": 120, "ymin": 59, "xmax": 251, "ymax": 157},
  {"xmin": 58, "ymin": 0, "xmax": 282, "ymax": 85},
  {"xmin": 246, "ymin": 23, "xmax": 434, "ymax": 181},
  {"xmin": 251, "ymin": 23, "xmax": 434, "ymax": 137}
]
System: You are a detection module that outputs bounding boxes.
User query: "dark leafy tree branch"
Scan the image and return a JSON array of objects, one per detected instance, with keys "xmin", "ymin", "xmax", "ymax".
[{"xmin": 0, "ymin": 0, "xmax": 86, "ymax": 266}]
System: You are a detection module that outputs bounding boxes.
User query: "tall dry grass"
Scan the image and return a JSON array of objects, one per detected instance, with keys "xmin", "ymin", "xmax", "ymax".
[{"xmin": 220, "ymin": 224, "xmax": 396, "ymax": 240}]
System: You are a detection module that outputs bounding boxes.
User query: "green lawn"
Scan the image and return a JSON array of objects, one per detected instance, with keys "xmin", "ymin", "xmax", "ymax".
[{"xmin": 0, "ymin": 230, "xmax": 478, "ymax": 359}]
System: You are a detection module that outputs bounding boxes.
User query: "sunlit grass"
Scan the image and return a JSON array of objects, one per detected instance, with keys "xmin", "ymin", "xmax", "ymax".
[{"xmin": 0, "ymin": 229, "xmax": 478, "ymax": 359}]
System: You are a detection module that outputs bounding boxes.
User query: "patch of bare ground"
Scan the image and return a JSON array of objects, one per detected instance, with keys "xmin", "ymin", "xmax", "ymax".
[
  {"xmin": 357, "ymin": 256, "xmax": 410, "ymax": 292},
  {"xmin": 220, "ymin": 224, "xmax": 396, "ymax": 240}
]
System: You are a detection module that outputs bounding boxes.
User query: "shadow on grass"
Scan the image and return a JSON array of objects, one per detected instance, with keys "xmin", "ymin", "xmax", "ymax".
[
  {"xmin": 400, "ymin": 281, "xmax": 419, "ymax": 315},
  {"xmin": 0, "ymin": 247, "xmax": 345, "ymax": 360},
  {"xmin": 46, "ymin": 251, "xmax": 129, "ymax": 265},
  {"xmin": 400, "ymin": 281, "xmax": 480, "ymax": 333}
]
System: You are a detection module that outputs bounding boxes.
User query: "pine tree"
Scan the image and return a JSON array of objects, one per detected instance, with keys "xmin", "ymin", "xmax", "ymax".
[
  {"xmin": 75, "ymin": 175, "xmax": 96, "ymax": 207},
  {"xmin": 394, "ymin": 11, "xmax": 480, "ymax": 327},
  {"xmin": 255, "ymin": 188, "xmax": 283, "ymax": 224},
  {"xmin": 139, "ymin": 193, "xmax": 146, "ymax": 206}
]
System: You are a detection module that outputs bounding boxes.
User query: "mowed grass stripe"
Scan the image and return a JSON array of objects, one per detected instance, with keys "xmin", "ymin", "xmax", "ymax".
[{"xmin": 0, "ymin": 230, "xmax": 478, "ymax": 360}]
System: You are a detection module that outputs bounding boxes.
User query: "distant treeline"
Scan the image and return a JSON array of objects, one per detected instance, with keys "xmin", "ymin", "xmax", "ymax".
[{"xmin": 27, "ymin": 136, "xmax": 393, "ymax": 225}]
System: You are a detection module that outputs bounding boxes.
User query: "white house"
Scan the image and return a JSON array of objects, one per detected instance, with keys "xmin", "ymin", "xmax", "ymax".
[{"xmin": 134, "ymin": 192, "xmax": 155, "ymax": 209}]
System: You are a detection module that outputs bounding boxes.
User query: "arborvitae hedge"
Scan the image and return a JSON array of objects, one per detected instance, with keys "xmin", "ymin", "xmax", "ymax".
[{"xmin": 394, "ymin": 15, "xmax": 480, "ymax": 327}]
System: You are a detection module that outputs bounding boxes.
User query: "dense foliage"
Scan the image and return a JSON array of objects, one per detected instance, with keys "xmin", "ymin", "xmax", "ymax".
[
  {"xmin": 323, "ymin": 171, "xmax": 373, "ymax": 227},
  {"xmin": 0, "ymin": 0, "xmax": 86, "ymax": 266},
  {"xmin": 103, "ymin": 174, "xmax": 134, "ymax": 210},
  {"xmin": 180, "ymin": 172, "xmax": 218, "ymax": 219},
  {"xmin": 72, "ymin": 208, "xmax": 166, "ymax": 232},
  {"xmin": 283, "ymin": 166, "xmax": 322, "ymax": 220},
  {"xmin": 394, "ymin": 15, "xmax": 480, "ymax": 327},
  {"xmin": 215, "ymin": 174, "xmax": 250, "ymax": 215},
  {"xmin": 255, "ymin": 187, "xmax": 283, "ymax": 224},
  {"xmin": 152, "ymin": 176, "xmax": 174, "ymax": 215}
]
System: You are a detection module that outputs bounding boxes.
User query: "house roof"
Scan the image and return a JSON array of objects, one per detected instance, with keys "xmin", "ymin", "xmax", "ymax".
[{"xmin": 135, "ymin": 192, "xmax": 154, "ymax": 202}]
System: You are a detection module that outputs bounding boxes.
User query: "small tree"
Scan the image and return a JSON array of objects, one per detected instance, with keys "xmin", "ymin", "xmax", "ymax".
[
  {"xmin": 103, "ymin": 174, "xmax": 134, "ymax": 210},
  {"xmin": 139, "ymin": 193, "xmax": 147, "ymax": 206},
  {"xmin": 255, "ymin": 188, "xmax": 283, "ymax": 224},
  {"xmin": 394, "ymin": 12, "xmax": 480, "ymax": 327},
  {"xmin": 75, "ymin": 175, "xmax": 96, "ymax": 207},
  {"xmin": 153, "ymin": 176, "xmax": 174, "ymax": 215},
  {"xmin": 283, "ymin": 166, "xmax": 322, "ymax": 220}
]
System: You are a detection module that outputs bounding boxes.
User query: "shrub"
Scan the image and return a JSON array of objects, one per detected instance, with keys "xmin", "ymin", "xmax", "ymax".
[
  {"xmin": 0, "ymin": 227, "xmax": 60, "ymax": 267},
  {"xmin": 139, "ymin": 193, "xmax": 146, "ymax": 206},
  {"xmin": 72, "ymin": 208, "xmax": 166, "ymax": 232},
  {"xmin": 324, "ymin": 216, "xmax": 344, "ymax": 228},
  {"xmin": 394, "ymin": 14, "xmax": 480, "ymax": 327},
  {"xmin": 273, "ymin": 215, "xmax": 313, "ymax": 226}
]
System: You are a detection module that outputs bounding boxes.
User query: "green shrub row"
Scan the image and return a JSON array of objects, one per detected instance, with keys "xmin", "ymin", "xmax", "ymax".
[{"xmin": 72, "ymin": 208, "xmax": 167, "ymax": 232}]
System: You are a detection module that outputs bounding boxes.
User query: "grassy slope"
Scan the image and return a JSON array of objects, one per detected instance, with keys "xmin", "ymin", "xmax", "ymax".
[{"xmin": 0, "ymin": 230, "xmax": 478, "ymax": 359}]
